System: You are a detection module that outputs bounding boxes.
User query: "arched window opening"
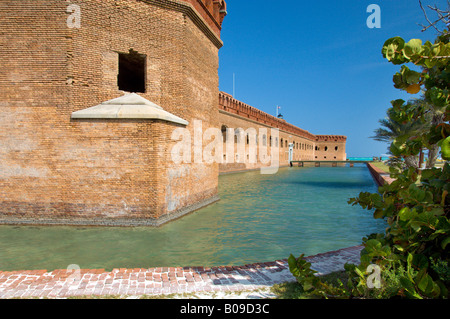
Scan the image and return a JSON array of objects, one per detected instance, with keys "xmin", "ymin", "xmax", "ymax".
[{"xmin": 221, "ymin": 125, "xmax": 227, "ymax": 143}]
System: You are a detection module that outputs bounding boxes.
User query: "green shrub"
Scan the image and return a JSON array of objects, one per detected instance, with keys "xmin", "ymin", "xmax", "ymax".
[{"xmin": 288, "ymin": 24, "xmax": 450, "ymax": 299}]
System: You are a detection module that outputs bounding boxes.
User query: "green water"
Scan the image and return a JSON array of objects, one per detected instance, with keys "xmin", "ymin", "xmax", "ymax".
[{"xmin": 0, "ymin": 166, "xmax": 386, "ymax": 271}]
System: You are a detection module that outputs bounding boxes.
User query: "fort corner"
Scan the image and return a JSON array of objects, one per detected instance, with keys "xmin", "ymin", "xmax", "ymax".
[{"xmin": 0, "ymin": 0, "xmax": 346, "ymax": 227}]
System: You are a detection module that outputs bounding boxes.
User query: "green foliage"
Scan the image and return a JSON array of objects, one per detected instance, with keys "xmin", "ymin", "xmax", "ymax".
[
  {"xmin": 430, "ymin": 258, "xmax": 450, "ymax": 284},
  {"xmin": 382, "ymin": 35, "xmax": 450, "ymax": 103},
  {"xmin": 347, "ymin": 161, "xmax": 450, "ymax": 298},
  {"xmin": 288, "ymin": 25, "xmax": 450, "ymax": 299},
  {"xmin": 380, "ymin": 32, "xmax": 450, "ymax": 161},
  {"xmin": 287, "ymin": 254, "xmax": 319, "ymax": 293},
  {"xmin": 346, "ymin": 30, "xmax": 450, "ymax": 299},
  {"xmin": 272, "ymin": 271, "xmax": 351, "ymax": 299},
  {"xmin": 345, "ymin": 259, "xmax": 415, "ymax": 299},
  {"xmin": 287, "ymin": 254, "xmax": 351, "ymax": 299},
  {"xmin": 442, "ymin": 136, "xmax": 450, "ymax": 160}
]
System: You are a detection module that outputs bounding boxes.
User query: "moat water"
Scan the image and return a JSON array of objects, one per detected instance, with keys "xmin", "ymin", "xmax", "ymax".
[{"xmin": 0, "ymin": 165, "xmax": 386, "ymax": 271}]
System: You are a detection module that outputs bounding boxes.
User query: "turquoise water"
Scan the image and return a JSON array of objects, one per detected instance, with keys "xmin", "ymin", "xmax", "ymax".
[{"xmin": 0, "ymin": 166, "xmax": 386, "ymax": 271}]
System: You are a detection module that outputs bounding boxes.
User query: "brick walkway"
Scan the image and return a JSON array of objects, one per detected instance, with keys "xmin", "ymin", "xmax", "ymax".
[{"xmin": 0, "ymin": 245, "xmax": 363, "ymax": 299}]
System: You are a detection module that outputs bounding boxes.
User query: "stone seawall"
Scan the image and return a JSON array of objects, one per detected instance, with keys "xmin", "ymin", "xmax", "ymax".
[{"xmin": 366, "ymin": 163, "xmax": 394, "ymax": 186}]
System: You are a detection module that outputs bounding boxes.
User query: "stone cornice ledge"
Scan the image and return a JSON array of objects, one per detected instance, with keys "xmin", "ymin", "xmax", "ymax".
[
  {"xmin": 139, "ymin": 0, "xmax": 224, "ymax": 49},
  {"xmin": 71, "ymin": 93, "xmax": 189, "ymax": 126}
]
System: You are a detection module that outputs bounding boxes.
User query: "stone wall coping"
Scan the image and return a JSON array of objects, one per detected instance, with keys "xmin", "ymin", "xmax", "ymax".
[
  {"xmin": 219, "ymin": 92, "xmax": 346, "ymax": 142},
  {"xmin": 366, "ymin": 162, "xmax": 395, "ymax": 186}
]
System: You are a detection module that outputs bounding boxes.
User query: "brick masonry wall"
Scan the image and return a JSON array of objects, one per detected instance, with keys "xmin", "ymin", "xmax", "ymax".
[
  {"xmin": 0, "ymin": 0, "xmax": 221, "ymax": 225},
  {"xmin": 217, "ymin": 93, "xmax": 347, "ymax": 173},
  {"xmin": 0, "ymin": 0, "xmax": 346, "ymax": 226},
  {"xmin": 314, "ymin": 136, "xmax": 347, "ymax": 161},
  {"xmin": 179, "ymin": 0, "xmax": 227, "ymax": 37},
  {"xmin": 218, "ymin": 111, "xmax": 317, "ymax": 173}
]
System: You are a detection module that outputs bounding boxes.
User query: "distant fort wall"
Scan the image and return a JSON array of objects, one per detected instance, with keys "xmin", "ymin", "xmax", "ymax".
[{"xmin": 218, "ymin": 92, "xmax": 347, "ymax": 173}]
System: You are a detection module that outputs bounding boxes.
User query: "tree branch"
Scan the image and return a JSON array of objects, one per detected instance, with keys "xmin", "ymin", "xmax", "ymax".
[{"xmin": 418, "ymin": 0, "xmax": 450, "ymax": 33}]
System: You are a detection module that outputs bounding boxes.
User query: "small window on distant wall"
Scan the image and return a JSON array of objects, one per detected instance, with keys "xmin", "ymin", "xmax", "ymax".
[
  {"xmin": 221, "ymin": 125, "xmax": 228, "ymax": 143},
  {"xmin": 335, "ymin": 146, "xmax": 339, "ymax": 151},
  {"xmin": 118, "ymin": 49, "xmax": 146, "ymax": 93}
]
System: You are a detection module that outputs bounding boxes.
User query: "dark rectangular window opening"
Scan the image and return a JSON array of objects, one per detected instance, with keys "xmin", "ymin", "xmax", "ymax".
[{"xmin": 118, "ymin": 49, "xmax": 146, "ymax": 93}]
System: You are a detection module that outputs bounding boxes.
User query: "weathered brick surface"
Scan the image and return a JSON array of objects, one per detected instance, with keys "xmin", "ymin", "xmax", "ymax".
[
  {"xmin": 314, "ymin": 135, "xmax": 347, "ymax": 161},
  {"xmin": 0, "ymin": 0, "xmax": 224, "ymax": 225}
]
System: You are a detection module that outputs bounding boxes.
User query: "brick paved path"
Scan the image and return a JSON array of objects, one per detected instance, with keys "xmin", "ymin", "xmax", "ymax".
[{"xmin": 0, "ymin": 245, "xmax": 363, "ymax": 299}]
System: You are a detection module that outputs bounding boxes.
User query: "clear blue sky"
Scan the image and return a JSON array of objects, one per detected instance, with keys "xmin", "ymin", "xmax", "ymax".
[{"xmin": 218, "ymin": 0, "xmax": 448, "ymax": 157}]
